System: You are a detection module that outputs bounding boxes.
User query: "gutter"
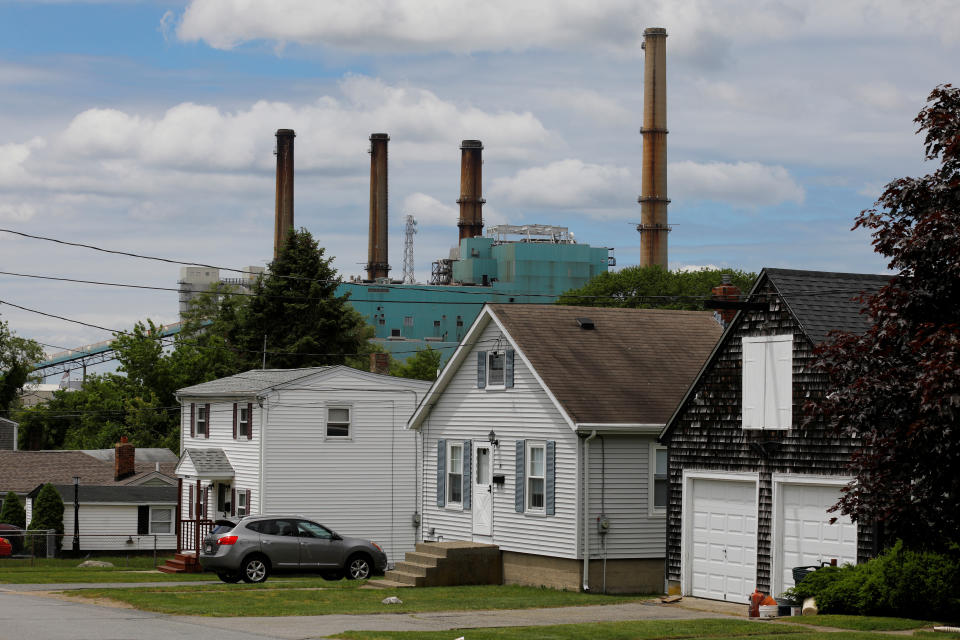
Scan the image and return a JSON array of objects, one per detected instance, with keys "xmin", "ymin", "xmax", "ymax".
[{"xmin": 582, "ymin": 429, "xmax": 597, "ymax": 592}]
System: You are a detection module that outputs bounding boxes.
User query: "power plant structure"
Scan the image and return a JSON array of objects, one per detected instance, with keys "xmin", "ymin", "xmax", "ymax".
[{"xmin": 637, "ymin": 27, "xmax": 670, "ymax": 269}]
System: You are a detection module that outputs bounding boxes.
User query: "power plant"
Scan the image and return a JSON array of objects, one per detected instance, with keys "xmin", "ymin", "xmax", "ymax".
[{"xmin": 637, "ymin": 27, "xmax": 670, "ymax": 269}]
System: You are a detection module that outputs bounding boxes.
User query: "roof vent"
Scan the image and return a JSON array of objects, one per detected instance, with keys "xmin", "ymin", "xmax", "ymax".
[{"xmin": 576, "ymin": 317, "xmax": 595, "ymax": 330}]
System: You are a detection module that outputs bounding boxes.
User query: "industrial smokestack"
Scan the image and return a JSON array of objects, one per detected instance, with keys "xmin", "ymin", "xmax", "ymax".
[
  {"xmin": 366, "ymin": 133, "xmax": 390, "ymax": 281},
  {"xmin": 638, "ymin": 27, "xmax": 670, "ymax": 269},
  {"xmin": 457, "ymin": 140, "xmax": 485, "ymax": 241},
  {"xmin": 274, "ymin": 129, "xmax": 296, "ymax": 259}
]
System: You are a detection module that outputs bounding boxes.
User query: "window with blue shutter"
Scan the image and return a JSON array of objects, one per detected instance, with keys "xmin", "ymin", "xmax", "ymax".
[
  {"xmin": 462, "ymin": 440, "xmax": 472, "ymax": 510},
  {"xmin": 436, "ymin": 439, "xmax": 446, "ymax": 507},
  {"xmin": 477, "ymin": 352, "xmax": 487, "ymax": 388},
  {"xmin": 546, "ymin": 441, "xmax": 556, "ymax": 515},
  {"xmin": 515, "ymin": 439, "xmax": 525, "ymax": 512},
  {"xmin": 505, "ymin": 349, "xmax": 515, "ymax": 388}
]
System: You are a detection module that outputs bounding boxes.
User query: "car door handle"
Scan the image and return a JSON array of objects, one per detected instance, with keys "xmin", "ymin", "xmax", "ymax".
[{"xmin": 263, "ymin": 540, "xmax": 271, "ymax": 544}]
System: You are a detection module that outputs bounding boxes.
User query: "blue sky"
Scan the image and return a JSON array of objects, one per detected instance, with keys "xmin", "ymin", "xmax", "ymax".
[{"xmin": 1, "ymin": 0, "xmax": 956, "ymax": 360}]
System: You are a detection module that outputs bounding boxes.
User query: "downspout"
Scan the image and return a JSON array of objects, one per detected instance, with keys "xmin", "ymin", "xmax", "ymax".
[
  {"xmin": 257, "ymin": 393, "xmax": 268, "ymax": 515},
  {"xmin": 582, "ymin": 429, "xmax": 597, "ymax": 592}
]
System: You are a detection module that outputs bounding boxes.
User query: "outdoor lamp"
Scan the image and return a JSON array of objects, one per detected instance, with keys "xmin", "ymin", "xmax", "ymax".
[{"xmin": 488, "ymin": 430, "xmax": 499, "ymax": 447}]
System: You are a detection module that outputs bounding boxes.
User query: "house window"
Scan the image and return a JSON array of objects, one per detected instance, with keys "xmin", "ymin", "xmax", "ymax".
[
  {"xmin": 650, "ymin": 444, "xmax": 668, "ymax": 515},
  {"xmin": 196, "ymin": 405, "xmax": 208, "ymax": 436},
  {"xmin": 150, "ymin": 507, "xmax": 173, "ymax": 534},
  {"xmin": 488, "ymin": 352, "xmax": 505, "ymax": 386},
  {"xmin": 742, "ymin": 335, "xmax": 793, "ymax": 430},
  {"xmin": 404, "ymin": 316, "xmax": 414, "ymax": 327},
  {"xmin": 326, "ymin": 407, "xmax": 351, "ymax": 438},
  {"xmin": 238, "ymin": 405, "xmax": 250, "ymax": 437},
  {"xmin": 447, "ymin": 443, "xmax": 463, "ymax": 505},
  {"xmin": 456, "ymin": 316, "xmax": 463, "ymax": 327},
  {"xmin": 236, "ymin": 491, "xmax": 247, "ymax": 517},
  {"xmin": 527, "ymin": 442, "xmax": 545, "ymax": 512},
  {"xmin": 391, "ymin": 328, "xmax": 401, "ymax": 337}
]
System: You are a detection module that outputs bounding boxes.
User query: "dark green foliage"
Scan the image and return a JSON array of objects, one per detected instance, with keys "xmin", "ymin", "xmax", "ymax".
[
  {"xmin": 556, "ymin": 265, "xmax": 756, "ymax": 309},
  {"xmin": 804, "ymin": 85, "xmax": 960, "ymax": 547},
  {"xmin": 0, "ymin": 491, "xmax": 26, "ymax": 528},
  {"xmin": 390, "ymin": 347, "xmax": 442, "ymax": 381},
  {"xmin": 0, "ymin": 318, "xmax": 44, "ymax": 413},
  {"xmin": 28, "ymin": 483, "xmax": 64, "ymax": 552},
  {"xmin": 785, "ymin": 541, "xmax": 960, "ymax": 621}
]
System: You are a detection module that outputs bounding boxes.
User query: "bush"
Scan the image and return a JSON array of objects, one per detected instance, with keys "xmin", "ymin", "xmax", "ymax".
[
  {"xmin": 27, "ymin": 483, "xmax": 64, "ymax": 553},
  {"xmin": 784, "ymin": 541, "xmax": 960, "ymax": 621},
  {"xmin": 0, "ymin": 491, "xmax": 26, "ymax": 528}
]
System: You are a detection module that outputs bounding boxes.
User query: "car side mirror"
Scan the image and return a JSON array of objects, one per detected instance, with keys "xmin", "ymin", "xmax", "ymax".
[{"xmin": 331, "ymin": 533, "xmax": 342, "ymax": 541}]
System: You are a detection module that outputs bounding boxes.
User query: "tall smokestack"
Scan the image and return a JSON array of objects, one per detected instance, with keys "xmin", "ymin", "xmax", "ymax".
[
  {"xmin": 638, "ymin": 27, "xmax": 670, "ymax": 269},
  {"xmin": 274, "ymin": 129, "xmax": 296, "ymax": 259},
  {"xmin": 457, "ymin": 140, "xmax": 485, "ymax": 241},
  {"xmin": 367, "ymin": 133, "xmax": 390, "ymax": 281}
]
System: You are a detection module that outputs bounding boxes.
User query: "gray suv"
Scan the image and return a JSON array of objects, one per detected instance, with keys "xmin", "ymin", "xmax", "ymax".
[{"xmin": 200, "ymin": 515, "xmax": 388, "ymax": 583}]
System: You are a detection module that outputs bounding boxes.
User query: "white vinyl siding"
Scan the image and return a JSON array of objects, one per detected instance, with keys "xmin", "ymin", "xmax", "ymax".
[
  {"xmin": 742, "ymin": 335, "xmax": 793, "ymax": 430},
  {"xmin": 62, "ymin": 504, "xmax": 177, "ymax": 551},
  {"xmin": 420, "ymin": 319, "xmax": 581, "ymax": 559}
]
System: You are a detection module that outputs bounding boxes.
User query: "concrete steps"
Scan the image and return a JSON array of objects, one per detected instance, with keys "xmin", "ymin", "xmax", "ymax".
[{"xmin": 367, "ymin": 541, "xmax": 501, "ymax": 589}]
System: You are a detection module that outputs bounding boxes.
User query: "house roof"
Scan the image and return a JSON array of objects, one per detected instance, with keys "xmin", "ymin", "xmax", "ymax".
[
  {"xmin": 410, "ymin": 304, "xmax": 722, "ymax": 429},
  {"xmin": 80, "ymin": 448, "xmax": 178, "ymax": 464},
  {"xmin": 0, "ymin": 450, "xmax": 176, "ymax": 494},
  {"xmin": 765, "ymin": 269, "xmax": 891, "ymax": 346},
  {"xmin": 181, "ymin": 448, "xmax": 234, "ymax": 475},
  {"xmin": 33, "ymin": 484, "xmax": 177, "ymax": 504},
  {"xmin": 176, "ymin": 368, "xmax": 332, "ymax": 397}
]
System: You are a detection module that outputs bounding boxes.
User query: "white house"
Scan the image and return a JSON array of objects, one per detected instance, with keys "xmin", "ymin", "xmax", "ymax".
[
  {"xmin": 408, "ymin": 304, "xmax": 722, "ymax": 593},
  {"xmin": 175, "ymin": 365, "xmax": 431, "ymax": 563}
]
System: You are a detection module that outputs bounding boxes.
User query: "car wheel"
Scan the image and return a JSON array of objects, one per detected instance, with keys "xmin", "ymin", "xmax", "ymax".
[
  {"xmin": 346, "ymin": 554, "xmax": 372, "ymax": 580},
  {"xmin": 217, "ymin": 571, "xmax": 242, "ymax": 584},
  {"xmin": 241, "ymin": 555, "xmax": 270, "ymax": 583},
  {"xmin": 320, "ymin": 570, "xmax": 343, "ymax": 581}
]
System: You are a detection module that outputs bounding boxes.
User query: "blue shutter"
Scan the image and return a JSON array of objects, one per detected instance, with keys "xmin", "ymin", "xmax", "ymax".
[
  {"xmin": 546, "ymin": 440, "xmax": 556, "ymax": 516},
  {"xmin": 437, "ymin": 440, "xmax": 446, "ymax": 508},
  {"xmin": 463, "ymin": 440, "xmax": 472, "ymax": 510},
  {"xmin": 477, "ymin": 351, "xmax": 487, "ymax": 388},
  {"xmin": 515, "ymin": 439, "xmax": 526, "ymax": 512},
  {"xmin": 505, "ymin": 349, "xmax": 515, "ymax": 388}
]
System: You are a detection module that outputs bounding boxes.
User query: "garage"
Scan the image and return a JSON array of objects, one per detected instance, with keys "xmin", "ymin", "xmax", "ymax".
[
  {"xmin": 774, "ymin": 479, "xmax": 858, "ymax": 596},
  {"xmin": 687, "ymin": 476, "xmax": 758, "ymax": 602}
]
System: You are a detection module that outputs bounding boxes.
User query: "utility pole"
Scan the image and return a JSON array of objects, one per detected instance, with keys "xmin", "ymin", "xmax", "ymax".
[{"xmin": 402, "ymin": 214, "xmax": 417, "ymax": 284}]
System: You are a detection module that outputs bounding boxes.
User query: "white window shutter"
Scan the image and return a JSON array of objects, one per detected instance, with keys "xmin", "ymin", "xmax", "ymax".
[
  {"xmin": 770, "ymin": 337, "xmax": 793, "ymax": 429},
  {"xmin": 741, "ymin": 338, "xmax": 764, "ymax": 429}
]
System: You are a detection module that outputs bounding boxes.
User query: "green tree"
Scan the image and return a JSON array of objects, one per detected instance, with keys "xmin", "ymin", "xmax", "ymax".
[
  {"xmin": 556, "ymin": 265, "xmax": 756, "ymax": 309},
  {"xmin": 0, "ymin": 491, "xmax": 26, "ymax": 528},
  {"xmin": 391, "ymin": 346, "xmax": 442, "ymax": 381},
  {"xmin": 0, "ymin": 317, "xmax": 44, "ymax": 413},
  {"xmin": 28, "ymin": 483, "xmax": 64, "ymax": 552}
]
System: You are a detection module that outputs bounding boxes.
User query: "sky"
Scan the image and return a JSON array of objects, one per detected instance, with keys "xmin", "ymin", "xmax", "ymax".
[{"xmin": 0, "ymin": 0, "xmax": 956, "ymax": 368}]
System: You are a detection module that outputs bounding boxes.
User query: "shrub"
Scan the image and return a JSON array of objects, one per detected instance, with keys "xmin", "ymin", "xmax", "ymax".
[
  {"xmin": 784, "ymin": 541, "xmax": 960, "ymax": 621},
  {"xmin": 27, "ymin": 483, "xmax": 64, "ymax": 553},
  {"xmin": 0, "ymin": 491, "xmax": 26, "ymax": 528}
]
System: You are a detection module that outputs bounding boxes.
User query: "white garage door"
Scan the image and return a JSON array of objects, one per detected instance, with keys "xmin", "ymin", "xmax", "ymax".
[
  {"xmin": 777, "ymin": 483, "xmax": 857, "ymax": 595},
  {"xmin": 688, "ymin": 478, "xmax": 757, "ymax": 602}
]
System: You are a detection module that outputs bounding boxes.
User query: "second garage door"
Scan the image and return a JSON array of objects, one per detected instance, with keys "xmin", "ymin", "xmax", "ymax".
[{"xmin": 688, "ymin": 478, "xmax": 757, "ymax": 602}]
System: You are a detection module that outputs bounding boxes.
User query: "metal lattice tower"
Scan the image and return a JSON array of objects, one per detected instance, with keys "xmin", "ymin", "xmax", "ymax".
[{"xmin": 402, "ymin": 214, "xmax": 417, "ymax": 284}]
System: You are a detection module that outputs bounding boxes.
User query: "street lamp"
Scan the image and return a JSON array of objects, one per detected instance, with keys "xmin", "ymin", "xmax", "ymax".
[{"xmin": 72, "ymin": 476, "xmax": 80, "ymax": 554}]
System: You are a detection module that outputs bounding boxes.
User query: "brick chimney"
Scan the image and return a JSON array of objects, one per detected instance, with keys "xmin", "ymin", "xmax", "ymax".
[
  {"xmin": 114, "ymin": 436, "xmax": 136, "ymax": 481},
  {"xmin": 370, "ymin": 353, "xmax": 390, "ymax": 376},
  {"xmin": 711, "ymin": 274, "xmax": 741, "ymax": 326}
]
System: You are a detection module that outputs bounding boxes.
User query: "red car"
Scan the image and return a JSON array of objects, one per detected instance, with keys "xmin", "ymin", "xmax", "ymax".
[{"xmin": 0, "ymin": 536, "xmax": 11, "ymax": 558}]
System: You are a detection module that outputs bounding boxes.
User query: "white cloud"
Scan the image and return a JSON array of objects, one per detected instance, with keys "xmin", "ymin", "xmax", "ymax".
[
  {"xmin": 0, "ymin": 138, "xmax": 44, "ymax": 186},
  {"xmin": 0, "ymin": 202, "xmax": 36, "ymax": 222},
  {"xmin": 535, "ymin": 89, "xmax": 633, "ymax": 126},
  {"xmin": 401, "ymin": 192, "xmax": 458, "ymax": 227},
  {"xmin": 490, "ymin": 159, "xmax": 634, "ymax": 211},
  {"xmin": 670, "ymin": 160, "xmax": 805, "ymax": 208},
  {"xmin": 854, "ymin": 82, "xmax": 908, "ymax": 112}
]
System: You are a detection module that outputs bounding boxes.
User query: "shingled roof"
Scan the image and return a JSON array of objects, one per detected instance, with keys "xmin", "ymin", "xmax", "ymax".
[
  {"xmin": 0, "ymin": 449, "xmax": 177, "ymax": 494},
  {"xmin": 486, "ymin": 305, "xmax": 721, "ymax": 426},
  {"xmin": 177, "ymin": 368, "xmax": 331, "ymax": 397},
  {"xmin": 764, "ymin": 269, "xmax": 891, "ymax": 346},
  {"xmin": 33, "ymin": 484, "xmax": 177, "ymax": 504}
]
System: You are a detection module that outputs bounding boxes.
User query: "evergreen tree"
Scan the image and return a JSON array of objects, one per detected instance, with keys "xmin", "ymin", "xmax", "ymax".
[
  {"xmin": 28, "ymin": 483, "xmax": 64, "ymax": 552},
  {"xmin": 0, "ymin": 491, "xmax": 25, "ymax": 528}
]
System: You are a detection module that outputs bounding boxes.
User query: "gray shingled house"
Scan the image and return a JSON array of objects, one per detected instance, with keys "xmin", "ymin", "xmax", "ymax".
[
  {"xmin": 659, "ymin": 268, "xmax": 890, "ymax": 602},
  {"xmin": 408, "ymin": 304, "xmax": 722, "ymax": 593}
]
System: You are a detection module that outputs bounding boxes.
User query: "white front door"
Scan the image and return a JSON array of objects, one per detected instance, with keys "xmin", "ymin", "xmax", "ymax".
[
  {"xmin": 688, "ymin": 478, "xmax": 758, "ymax": 602},
  {"xmin": 472, "ymin": 444, "xmax": 493, "ymax": 538}
]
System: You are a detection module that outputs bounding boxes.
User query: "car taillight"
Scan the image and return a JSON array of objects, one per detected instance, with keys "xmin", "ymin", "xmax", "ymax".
[
  {"xmin": 217, "ymin": 535, "xmax": 239, "ymax": 545},
  {"xmin": 0, "ymin": 538, "xmax": 8, "ymax": 544},
  {"xmin": 371, "ymin": 542, "xmax": 383, "ymax": 552}
]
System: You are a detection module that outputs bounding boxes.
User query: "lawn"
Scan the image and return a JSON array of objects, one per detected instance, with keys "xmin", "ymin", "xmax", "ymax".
[
  {"xmin": 0, "ymin": 556, "xmax": 218, "ymax": 583},
  {"xmin": 792, "ymin": 615, "xmax": 939, "ymax": 631},
  {"xmin": 332, "ymin": 618, "xmax": 943, "ymax": 640},
  {"xmin": 71, "ymin": 583, "xmax": 648, "ymax": 616}
]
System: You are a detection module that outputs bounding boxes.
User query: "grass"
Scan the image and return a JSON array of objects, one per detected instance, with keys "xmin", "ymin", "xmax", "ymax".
[
  {"xmin": 71, "ymin": 583, "xmax": 648, "ymax": 617},
  {"xmin": 0, "ymin": 555, "xmax": 218, "ymax": 583},
  {"xmin": 792, "ymin": 615, "xmax": 938, "ymax": 631},
  {"xmin": 331, "ymin": 618, "xmax": 927, "ymax": 640}
]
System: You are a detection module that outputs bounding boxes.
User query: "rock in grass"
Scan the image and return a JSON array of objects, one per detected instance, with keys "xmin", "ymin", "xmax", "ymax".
[
  {"xmin": 77, "ymin": 560, "xmax": 114, "ymax": 568},
  {"xmin": 381, "ymin": 596, "xmax": 403, "ymax": 605}
]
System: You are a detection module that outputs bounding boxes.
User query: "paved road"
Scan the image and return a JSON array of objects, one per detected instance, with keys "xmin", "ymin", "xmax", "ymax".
[{"xmin": 0, "ymin": 586, "xmax": 733, "ymax": 640}]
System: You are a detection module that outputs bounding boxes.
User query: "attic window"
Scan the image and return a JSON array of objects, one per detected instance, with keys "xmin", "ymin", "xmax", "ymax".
[{"xmin": 576, "ymin": 317, "xmax": 595, "ymax": 330}]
